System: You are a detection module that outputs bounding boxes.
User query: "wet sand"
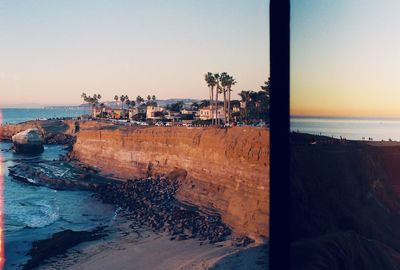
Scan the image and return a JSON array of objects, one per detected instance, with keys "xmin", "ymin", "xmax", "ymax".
[{"xmin": 37, "ymin": 214, "xmax": 268, "ymax": 270}]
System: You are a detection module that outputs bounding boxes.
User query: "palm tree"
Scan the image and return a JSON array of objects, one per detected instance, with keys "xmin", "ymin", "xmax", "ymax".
[
  {"xmin": 91, "ymin": 94, "xmax": 101, "ymax": 117},
  {"xmin": 150, "ymin": 95, "xmax": 157, "ymax": 106},
  {"xmin": 99, "ymin": 103, "xmax": 105, "ymax": 118},
  {"xmin": 81, "ymin": 93, "xmax": 89, "ymax": 115},
  {"xmin": 125, "ymin": 98, "xmax": 131, "ymax": 110},
  {"xmin": 261, "ymin": 77, "xmax": 270, "ymax": 92},
  {"xmin": 220, "ymin": 72, "xmax": 230, "ymax": 124},
  {"xmin": 204, "ymin": 72, "xmax": 216, "ymax": 125},
  {"xmin": 125, "ymin": 96, "xmax": 131, "ymax": 115},
  {"xmin": 214, "ymin": 73, "xmax": 220, "ymax": 125},
  {"xmin": 226, "ymin": 75, "xmax": 236, "ymax": 125},
  {"xmin": 136, "ymin": 96, "xmax": 144, "ymax": 106},
  {"xmin": 114, "ymin": 95, "xmax": 119, "ymax": 109},
  {"xmin": 238, "ymin": 91, "xmax": 251, "ymax": 122},
  {"xmin": 120, "ymin": 95, "xmax": 126, "ymax": 110}
]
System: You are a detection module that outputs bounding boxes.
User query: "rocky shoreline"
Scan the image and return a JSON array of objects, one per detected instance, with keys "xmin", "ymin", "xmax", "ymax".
[
  {"xmin": 96, "ymin": 177, "xmax": 234, "ymax": 244},
  {"xmin": 7, "ymin": 155, "xmax": 254, "ymax": 269},
  {"xmin": 1, "ymin": 120, "xmax": 267, "ymax": 269}
]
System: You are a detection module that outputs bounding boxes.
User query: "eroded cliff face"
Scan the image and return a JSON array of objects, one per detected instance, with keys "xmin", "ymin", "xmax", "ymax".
[{"xmin": 71, "ymin": 126, "xmax": 269, "ymax": 239}]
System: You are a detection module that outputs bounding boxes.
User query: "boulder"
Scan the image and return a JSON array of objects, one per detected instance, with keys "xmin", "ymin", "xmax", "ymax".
[{"xmin": 12, "ymin": 128, "xmax": 44, "ymax": 154}]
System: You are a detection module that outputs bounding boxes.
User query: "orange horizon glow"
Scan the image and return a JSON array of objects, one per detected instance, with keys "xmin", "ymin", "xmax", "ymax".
[{"xmin": 290, "ymin": 104, "xmax": 400, "ymax": 118}]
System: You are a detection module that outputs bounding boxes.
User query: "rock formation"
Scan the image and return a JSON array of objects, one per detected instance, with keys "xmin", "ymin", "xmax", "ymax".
[{"xmin": 12, "ymin": 128, "xmax": 44, "ymax": 154}]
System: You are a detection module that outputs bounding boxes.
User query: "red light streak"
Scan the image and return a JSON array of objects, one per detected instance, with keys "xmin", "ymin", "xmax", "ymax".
[{"xmin": 0, "ymin": 110, "xmax": 4, "ymax": 269}]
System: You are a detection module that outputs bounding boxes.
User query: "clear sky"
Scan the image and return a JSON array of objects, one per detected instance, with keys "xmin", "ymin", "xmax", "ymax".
[
  {"xmin": 0, "ymin": 0, "xmax": 269, "ymax": 107},
  {"xmin": 291, "ymin": 1, "xmax": 400, "ymax": 117}
]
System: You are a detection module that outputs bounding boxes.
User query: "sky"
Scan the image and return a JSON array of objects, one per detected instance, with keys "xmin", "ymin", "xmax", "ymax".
[
  {"xmin": 0, "ymin": 0, "xmax": 269, "ymax": 107},
  {"xmin": 291, "ymin": 1, "xmax": 400, "ymax": 117}
]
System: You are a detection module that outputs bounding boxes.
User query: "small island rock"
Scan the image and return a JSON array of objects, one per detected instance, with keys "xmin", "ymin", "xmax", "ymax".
[{"xmin": 12, "ymin": 128, "xmax": 44, "ymax": 154}]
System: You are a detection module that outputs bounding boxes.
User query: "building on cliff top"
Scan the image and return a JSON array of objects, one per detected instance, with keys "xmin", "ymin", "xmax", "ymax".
[{"xmin": 199, "ymin": 105, "xmax": 225, "ymax": 121}]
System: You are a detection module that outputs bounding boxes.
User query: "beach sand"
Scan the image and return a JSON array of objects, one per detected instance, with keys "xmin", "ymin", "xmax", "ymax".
[{"xmin": 37, "ymin": 214, "xmax": 268, "ymax": 270}]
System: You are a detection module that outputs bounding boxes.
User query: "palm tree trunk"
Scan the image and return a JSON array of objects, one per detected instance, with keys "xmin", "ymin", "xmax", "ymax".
[
  {"xmin": 223, "ymin": 88, "xmax": 227, "ymax": 124},
  {"xmin": 209, "ymin": 87, "xmax": 213, "ymax": 125},
  {"xmin": 227, "ymin": 88, "xmax": 231, "ymax": 125},
  {"xmin": 210, "ymin": 87, "xmax": 214, "ymax": 125},
  {"xmin": 216, "ymin": 90, "xmax": 219, "ymax": 125}
]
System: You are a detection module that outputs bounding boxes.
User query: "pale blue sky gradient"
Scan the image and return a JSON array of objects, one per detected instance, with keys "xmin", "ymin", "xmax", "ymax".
[
  {"xmin": 0, "ymin": 0, "xmax": 269, "ymax": 106},
  {"xmin": 291, "ymin": 1, "xmax": 400, "ymax": 117}
]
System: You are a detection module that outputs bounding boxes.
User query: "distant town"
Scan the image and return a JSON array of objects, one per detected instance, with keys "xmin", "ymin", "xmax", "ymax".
[{"xmin": 77, "ymin": 74, "xmax": 270, "ymax": 127}]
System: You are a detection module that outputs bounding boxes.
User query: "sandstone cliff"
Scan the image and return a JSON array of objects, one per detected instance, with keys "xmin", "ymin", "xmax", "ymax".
[{"xmin": 71, "ymin": 126, "xmax": 269, "ymax": 239}]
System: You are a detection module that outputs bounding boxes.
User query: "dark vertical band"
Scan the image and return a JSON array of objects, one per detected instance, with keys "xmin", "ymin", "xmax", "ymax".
[{"xmin": 270, "ymin": 0, "xmax": 290, "ymax": 269}]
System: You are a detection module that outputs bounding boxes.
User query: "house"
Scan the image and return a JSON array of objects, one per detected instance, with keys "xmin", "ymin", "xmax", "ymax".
[
  {"xmin": 199, "ymin": 105, "xmax": 224, "ymax": 121},
  {"xmin": 146, "ymin": 105, "xmax": 165, "ymax": 119},
  {"xmin": 128, "ymin": 104, "xmax": 147, "ymax": 119},
  {"xmin": 108, "ymin": 108, "xmax": 124, "ymax": 119},
  {"xmin": 93, "ymin": 107, "xmax": 125, "ymax": 119},
  {"xmin": 128, "ymin": 108, "xmax": 137, "ymax": 119},
  {"xmin": 164, "ymin": 110, "xmax": 181, "ymax": 121}
]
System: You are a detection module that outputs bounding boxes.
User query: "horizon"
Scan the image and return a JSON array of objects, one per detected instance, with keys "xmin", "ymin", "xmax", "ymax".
[{"xmin": 0, "ymin": 0, "xmax": 269, "ymax": 106}]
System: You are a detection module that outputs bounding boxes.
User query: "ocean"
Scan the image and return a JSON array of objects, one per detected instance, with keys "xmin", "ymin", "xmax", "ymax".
[
  {"xmin": 1, "ymin": 107, "xmax": 86, "ymax": 124},
  {"xmin": 0, "ymin": 108, "xmax": 115, "ymax": 269},
  {"xmin": 291, "ymin": 116, "xmax": 400, "ymax": 141}
]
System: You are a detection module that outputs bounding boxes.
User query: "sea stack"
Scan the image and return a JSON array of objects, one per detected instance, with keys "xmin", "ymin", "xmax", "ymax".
[{"xmin": 12, "ymin": 128, "xmax": 44, "ymax": 154}]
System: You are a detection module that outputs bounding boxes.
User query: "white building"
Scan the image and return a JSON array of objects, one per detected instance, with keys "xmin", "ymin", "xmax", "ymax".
[
  {"xmin": 199, "ymin": 106, "xmax": 224, "ymax": 121},
  {"xmin": 180, "ymin": 108, "xmax": 195, "ymax": 115},
  {"xmin": 146, "ymin": 105, "xmax": 164, "ymax": 119}
]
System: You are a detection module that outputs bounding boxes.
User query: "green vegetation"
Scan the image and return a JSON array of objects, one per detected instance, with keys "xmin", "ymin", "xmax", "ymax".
[
  {"xmin": 166, "ymin": 101, "xmax": 184, "ymax": 112},
  {"xmin": 204, "ymin": 73, "xmax": 270, "ymax": 125},
  {"xmin": 81, "ymin": 93, "xmax": 102, "ymax": 116},
  {"xmin": 237, "ymin": 77, "xmax": 270, "ymax": 123}
]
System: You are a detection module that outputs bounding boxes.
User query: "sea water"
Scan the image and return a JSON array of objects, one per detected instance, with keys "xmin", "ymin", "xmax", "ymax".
[
  {"xmin": 291, "ymin": 116, "xmax": 400, "ymax": 141},
  {"xmin": 0, "ymin": 108, "xmax": 115, "ymax": 269},
  {"xmin": 1, "ymin": 107, "xmax": 86, "ymax": 124}
]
